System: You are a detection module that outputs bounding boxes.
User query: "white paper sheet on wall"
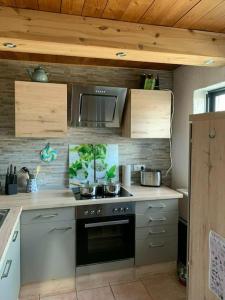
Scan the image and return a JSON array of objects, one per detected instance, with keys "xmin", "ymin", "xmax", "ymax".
[{"xmin": 209, "ymin": 230, "xmax": 225, "ymax": 300}]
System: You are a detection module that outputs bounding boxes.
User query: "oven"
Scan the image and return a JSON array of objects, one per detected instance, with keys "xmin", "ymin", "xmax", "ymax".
[{"xmin": 76, "ymin": 203, "xmax": 135, "ymax": 266}]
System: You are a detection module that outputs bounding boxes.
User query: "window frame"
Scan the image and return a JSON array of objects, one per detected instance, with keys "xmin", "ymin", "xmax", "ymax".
[{"xmin": 207, "ymin": 88, "xmax": 225, "ymax": 112}]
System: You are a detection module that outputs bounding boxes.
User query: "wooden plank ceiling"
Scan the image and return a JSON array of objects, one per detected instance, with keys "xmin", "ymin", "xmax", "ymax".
[
  {"xmin": 1, "ymin": 0, "xmax": 225, "ymax": 70},
  {"xmin": 1, "ymin": 0, "xmax": 225, "ymax": 33}
]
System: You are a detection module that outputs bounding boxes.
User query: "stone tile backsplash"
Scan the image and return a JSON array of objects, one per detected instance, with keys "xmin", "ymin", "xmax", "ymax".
[{"xmin": 0, "ymin": 59, "xmax": 173, "ymax": 189}]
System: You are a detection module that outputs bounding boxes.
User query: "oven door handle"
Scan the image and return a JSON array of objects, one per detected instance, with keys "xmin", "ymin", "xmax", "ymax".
[{"xmin": 84, "ymin": 219, "xmax": 129, "ymax": 228}]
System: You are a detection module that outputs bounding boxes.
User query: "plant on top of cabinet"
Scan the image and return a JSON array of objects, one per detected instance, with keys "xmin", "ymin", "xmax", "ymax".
[
  {"xmin": 122, "ymin": 89, "xmax": 172, "ymax": 138},
  {"xmin": 15, "ymin": 81, "xmax": 67, "ymax": 138}
]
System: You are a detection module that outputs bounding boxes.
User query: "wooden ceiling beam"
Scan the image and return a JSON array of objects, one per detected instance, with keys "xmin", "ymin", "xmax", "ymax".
[
  {"xmin": 0, "ymin": 51, "xmax": 179, "ymax": 70},
  {"xmin": 0, "ymin": 6, "xmax": 225, "ymax": 67}
]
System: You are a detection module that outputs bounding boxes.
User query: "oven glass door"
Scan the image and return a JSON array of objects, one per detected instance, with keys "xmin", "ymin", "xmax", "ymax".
[{"xmin": 76, "ymin": 215, "xmax": 135, "ymax": 266}]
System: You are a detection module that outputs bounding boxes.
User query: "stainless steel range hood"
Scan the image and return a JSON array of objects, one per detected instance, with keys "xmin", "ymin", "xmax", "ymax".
[{"xmin": 70, "ymin": 85, "xmax": 127, "ymax": 128}]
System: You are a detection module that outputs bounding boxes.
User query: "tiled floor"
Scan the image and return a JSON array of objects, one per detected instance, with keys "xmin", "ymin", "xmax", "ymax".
[{"xmin": 20, "ymin": 269, "xmax": 186, "ymax": 300}]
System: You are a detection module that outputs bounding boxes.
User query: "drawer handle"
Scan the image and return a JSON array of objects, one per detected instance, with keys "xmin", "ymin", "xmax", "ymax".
[
  {"xmin": 12, "ymin": 230, "xmax": 19, "ymax": 242},
  {"xmin": 36, "ymin": 213, "xmax": 58, "ymax": 219},
  {"xmin": 149, "ymin": 204, "xmax": 166, "ymax": 209},
  {"xmin": 49, "ymin": 227, "xmax": 73, "ymax": 232},
  {"xmin": 149, "ymin": 243, "xmax": 165, "ymax": 248},
  {"xmin": 1, "ymin": 260, "xmax": 12, "ymax": 279},
  {"xmin": 149, "ymin": 217, "xmax": 166, "ymax": 222},
  {"xmin": 149, "ymin": 229, "xmax": 166, "ymax": 235}
]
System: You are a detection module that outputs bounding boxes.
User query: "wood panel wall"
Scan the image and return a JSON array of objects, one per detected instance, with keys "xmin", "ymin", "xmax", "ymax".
[{"xmin": 0, "ymin": 59, "xmax": 172, "ymax": 188}]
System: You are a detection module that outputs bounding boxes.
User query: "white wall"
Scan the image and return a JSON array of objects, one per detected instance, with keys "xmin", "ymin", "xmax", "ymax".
[{"xmin": 172, "ymin": 65, "xmax": 225, "ymax": 189}]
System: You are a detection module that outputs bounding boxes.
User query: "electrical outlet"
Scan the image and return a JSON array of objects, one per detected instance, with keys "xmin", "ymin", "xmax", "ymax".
[{"xmin": 133, "ymin": 164, "xmax": 145, "ymax": 172}]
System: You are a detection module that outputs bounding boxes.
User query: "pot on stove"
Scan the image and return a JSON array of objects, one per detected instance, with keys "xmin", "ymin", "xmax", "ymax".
[
  {"xmin": 103, "ymin": 180, "xmax": 121, "ymax": 195},
  {"xmin": 71, "ymin": 182, "xmax": 97, "ymax": 197}
]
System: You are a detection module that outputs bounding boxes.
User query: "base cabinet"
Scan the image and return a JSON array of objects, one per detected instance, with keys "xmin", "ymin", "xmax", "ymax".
[
  {"xmin": 21, "ymin": 208, "xmax": 75, "ymax": 284},
  {"xmin": 0, "ymin": 220, "xmax": 20, "ymax": 300},
  {"xmin": 135, "ymin": 199, "xmax": 178, "ymax": 266}
]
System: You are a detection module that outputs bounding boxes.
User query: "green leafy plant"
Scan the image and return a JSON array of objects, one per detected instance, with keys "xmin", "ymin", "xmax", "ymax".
[
  {"xmin": 72, "ymin": 144, "xmax": 94, "ymax": 162},
  {"xmin": 69, "ymin": 160, "xmax": 88, "ymax": 179},
  {"xmin": 106, "ymin": 165, "xmax": 117, "ymax": 180},
  {"xmin": 94, "ymin": 144, "xmax": 107, "ymax": 160}
]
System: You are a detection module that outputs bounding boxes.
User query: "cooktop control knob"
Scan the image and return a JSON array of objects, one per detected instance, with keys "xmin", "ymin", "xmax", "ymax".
[
  {"xmin": 96, "ymin": 209, "xmax": 102, "ymax": 215},
  {"xmin": 90, "ymin": 210, "xmax": 96, "ymax": 215},
  {"xmin": 125, "ymin": 207, "xmax": 129, "ymax": 212},
  {"xmin": 84, "ymin": 210, "xmax": 89, "ymax": 216},
  {"xmin": 113, "ymin": 208, "xmax": 118, "ymax": 213},
  {"xmin": 119, "ymin": 207, "xmax": 124, "ymax": 213}
]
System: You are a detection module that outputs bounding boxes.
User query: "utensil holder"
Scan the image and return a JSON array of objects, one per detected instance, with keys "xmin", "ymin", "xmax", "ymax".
[{"xmin": 26, "ymin": 179, "xmax": 38, "ymax": 193}]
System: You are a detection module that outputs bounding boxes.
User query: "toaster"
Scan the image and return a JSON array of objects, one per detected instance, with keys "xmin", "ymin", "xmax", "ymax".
[{"xmin": 140, "ymin": 169, "xmax": 161, "ymax": 187}]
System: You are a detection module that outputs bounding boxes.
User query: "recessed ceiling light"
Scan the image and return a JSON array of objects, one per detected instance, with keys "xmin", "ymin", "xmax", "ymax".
[
  {"xmin": 116, "ymin": 52, "xmax": 127, "ymax": 57},
  {"xmin": 3, "ymin": 42, "xmax": 16, "ymax": 48},
  {"xmin": 204, "ymin": 59, "xmax": 215, "ymax": 65}
]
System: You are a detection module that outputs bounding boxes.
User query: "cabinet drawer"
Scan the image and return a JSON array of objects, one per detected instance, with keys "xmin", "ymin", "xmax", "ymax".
[
  {"xmin": 136, "ymin": 199, "xmax": 178, "ymax": 215},
  {"xmin": 21, "ymin": 207, "xmax": 75, "ymax": 224},
  {"xmin": 136, "ymin": 224, "xmax": 177, "ymax": 240},
  {"xmin": 136, "ymin": 210, "xmax": 178, "ymax": 228},
  {"xmin": 135, "ymin": 236, "xmax": 177, "ymax": 266}
]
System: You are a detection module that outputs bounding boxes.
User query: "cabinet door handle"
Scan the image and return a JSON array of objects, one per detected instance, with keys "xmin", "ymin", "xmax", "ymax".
[
  {"xmin": 149, "ymin": 243, "xmax": 165, "ymax": 248},
  {"xmin": 149, "ymin": 217, "xmax": 166, "ymax": 222},
  {"xmin": 149, "ymin": 204, "xmax": 166, "ymax": 209},
  {"xmin": 12, "ymin": 230, "xmax": 19, "ymax": 242},
  {"xmin": 49, "ymin": 227, "xmax": 73, "ymax": 232},
  {"xmin": 209, "ymin": 128, "xmax": 216, "ymax": 139},
  {"xmin": 1, "ymin": 260, "xmax": 12, "ymax": 279},
  {"xmin": 149, "ymin": 229, "xmax": 166, "ymax": 235},
  {"xmin": 36, "ymin": 213, "xmax": 58, "ymax": 219}
]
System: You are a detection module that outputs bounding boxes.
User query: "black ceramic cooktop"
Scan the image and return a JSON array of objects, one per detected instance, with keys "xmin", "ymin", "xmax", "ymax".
[{"xmin": 72, "ymin": 186, "xmax": 133, "ymax": 200}]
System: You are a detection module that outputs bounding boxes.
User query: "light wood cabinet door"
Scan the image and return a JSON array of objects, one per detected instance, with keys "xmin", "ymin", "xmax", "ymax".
[
  {"xmin": 188, "ymin": 119, "xmax": 210, "ymax": 300},
  {"xmin": 122, "ymin": 89, "xmax": 171, "ymax": 138},
  {"xmin": 188, "ymin": 114, "xmax": 225, "ymax": 300},
  {"xmin": 15, "ymin": 81, "xmax": 67, "ymax": 137}
]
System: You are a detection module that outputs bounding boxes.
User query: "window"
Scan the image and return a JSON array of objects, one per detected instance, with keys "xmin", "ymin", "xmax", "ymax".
[{"xmin": 207, "ymin": 89, "xmax": 225, "ymax": 112}]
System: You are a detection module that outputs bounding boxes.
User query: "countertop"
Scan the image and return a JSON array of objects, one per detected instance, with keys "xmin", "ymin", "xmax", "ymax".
[
  {"xmin": 0, "ymin": 185, "xmax": 183, "ymax": 210},
  {"xmin": 176, "ymin": 188, "xmax": 189, "ymax": 197},
  {"xmin": 0, "ymin": 185, "xmax": 182, "ymax": 268}
]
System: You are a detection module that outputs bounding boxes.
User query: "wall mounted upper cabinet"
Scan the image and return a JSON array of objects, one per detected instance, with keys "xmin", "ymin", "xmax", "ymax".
[
  {"xmin": 15, "ymin": 81, "xmax": 67, "ymax": 138},
  {"xmin": 122, "ymin": 89, "xmax": 172, "ymax": 138}
]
